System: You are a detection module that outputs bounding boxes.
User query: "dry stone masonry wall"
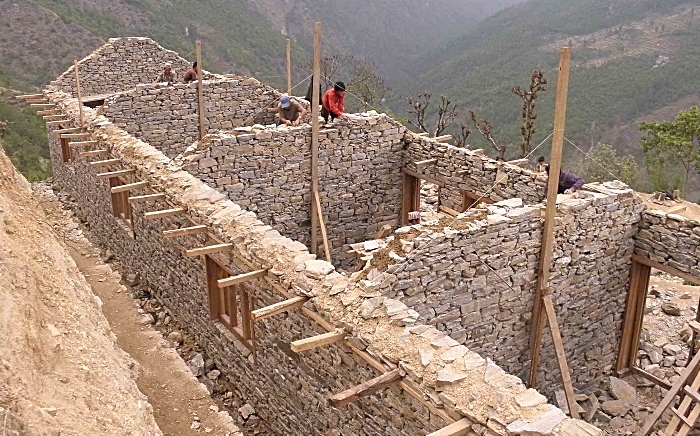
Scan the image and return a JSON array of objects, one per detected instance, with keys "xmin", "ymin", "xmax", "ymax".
[
  {"xmin": 51, "ymin": 37, "xmax": 192, "ymax": 97},
  {"xmin": 404, "ymin": 136, "xmax": 546, "ymax": 210},
  {"xmin": 370, "ymin": 183, "xmax": 644, "ymax": 395},
  {"xmin": 42, "ymin": 89, "xmax": 599, "ymax": 436},
  {"xmin": 635, "ymin": 209, "xmax": 700, "ymax": 278},
  {"xmin": 101, "ymin": 78, "xmax": 280, "ymax": 157},
  {"xmin": 174, "ymin": 114, "xmax": 405, "ymax": 260}
]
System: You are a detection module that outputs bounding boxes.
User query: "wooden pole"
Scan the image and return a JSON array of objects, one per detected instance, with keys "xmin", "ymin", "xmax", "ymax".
[
  {"xmin": 196, "ymin": 40, "xmax": 205, "ymax": 140},
  {"xmin": 310, "ymin": 22, "xmax": 322, "ymax": 255},
  {"xmin": 527, "ymin": 47, "xmax": 571, "ymax": 388},
  {"xmin": 286, "ymin": 39, "xmax": 292, "ymax": 94},
  {"xmin": 543, "ymin": 295, "xmax": 579, "ymax": 419},
  {"xmin": 74, "ymin": 60, "xmax": 83, "ymax": 128}
]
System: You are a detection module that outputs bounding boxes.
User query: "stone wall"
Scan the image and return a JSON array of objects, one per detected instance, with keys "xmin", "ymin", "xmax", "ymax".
[
  {"xmin": 404, "ymin": 136, "xmax": 546, "ymax": 210},
  {"xmin": 50, "ymin": 37, "xmax": 192, "ymax": 97},
  {"xmin": 371, "ymin": 184, "xmax": 644, "ymax": 395},
  {"xmin": 173, "ymin": 114, "xmax": 405, "ymax": 260},
  {"xmin": 43, "ymin": 91, "xmax": 599, "ymax": 436},
  {"xmin": 635, "ymin": 209, "xmax": 700, "ymax": 278},
  {"xmin": 101, "ymin": 78, "xmax": 280, "ymax": 158}
]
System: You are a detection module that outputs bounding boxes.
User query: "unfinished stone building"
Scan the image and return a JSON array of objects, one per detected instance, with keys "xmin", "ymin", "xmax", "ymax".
[{"xmin": 30, "ymin": 36, "xmax": 700, "ymax": 435}]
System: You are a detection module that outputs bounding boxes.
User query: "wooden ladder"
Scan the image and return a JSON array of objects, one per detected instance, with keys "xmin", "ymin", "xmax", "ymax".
[{"xmin": 640, "ymin": 350, "xmax": 700, "ymax": 435}]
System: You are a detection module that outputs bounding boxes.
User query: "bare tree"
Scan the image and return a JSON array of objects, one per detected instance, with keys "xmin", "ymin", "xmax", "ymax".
[
  {"xmin": 434, "ymin": 95, "xmax": 459, "ymax": 137},
  {"xmin": 454, "ymin": 123, "xmax": 471, "ymax": 148},
  {"xmin": 469, "ymin": 110, "xmax": 507, "ymax": 160},
  {"xmin": 406, "ymin": 92, "xmax": 431, "ymax": 134},
  {"xmin": 512, "ymin": 70, "xmax": 547, "ymax": 157}
]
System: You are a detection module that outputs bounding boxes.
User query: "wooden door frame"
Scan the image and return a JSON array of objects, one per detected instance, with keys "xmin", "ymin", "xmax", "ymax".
[{"xmin": 401, "ymin": 168, "xmax": 446, "ymax": 225}]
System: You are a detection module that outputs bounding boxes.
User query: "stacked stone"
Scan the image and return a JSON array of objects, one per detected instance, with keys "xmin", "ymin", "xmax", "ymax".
[
  {"xmin": 635, "ymin": 209, "xmax": 700, "ymax": 277},
  {"xmin": 370, "ymin": 185, "xmax": 644, "ymax": 395},
  {"xmin": 404, "ymin": 136, "xmax": 547, "ymax": 208},
  {"xmin": 50, "ymin": 37, "xmax": 191, "ymax": 97},
  {"xmin": 102, "ymin": 78, "xmax": 279, "ymax": 158},
  {"xmin": 172, "ymin": 113, "xmax": 406, "ymax": 261}
]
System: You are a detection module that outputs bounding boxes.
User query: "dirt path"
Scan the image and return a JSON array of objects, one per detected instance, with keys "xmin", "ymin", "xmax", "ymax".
[{"xmin": 35, "ymin": 185, "xmax": 243, "ymax": 436}]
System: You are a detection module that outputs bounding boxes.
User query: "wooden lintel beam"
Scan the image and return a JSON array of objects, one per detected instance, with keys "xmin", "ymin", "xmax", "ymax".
[
  {"xmin": 16, "ymin": 94, "xmax": 44, "ymax": 100},
  {"xmin": 426, "ymin": 418, "xmax": 473, "ymax": 436},
  {"xmin": 162, "ymin": 225, "xmax": 208, "ymax": 239},
  {"xmin": 96, "ymin": 169, "xmax": 135, "ymax": 179},
  {"xmin": 434, "ymin": 135, "xmax": 452, "ymax": 142},
  {"xmin": 415, "ymin": 159, "xmax": 438, "ymax": 168},
  {"xmin": 79, "ymin": 150, "xmax": 108, "ymax": 157},
  {"xmin": 402, "ymin": 168, "xmax": 445, "ymax": 187},
  {"xmin": 25, "ymin": 99, "xmax": 49, "ymax": 105},
  {"xmin": 53, "ymin": 128, "xmax": 81, "ymax": 134},
  {"xmin": 69, "ymin": 140, "xmax": 98, "ymax": 148},
  {"xmin": 416, "ymin": 132, "xmax": 429, "ymax": 137},
  {"xmin": 46, "ymin": 120, "xmax": 71, "ymax": 126},
  {"xmin": 143, "ymin": 208, "xmax": 186, "ymax": 220},
  {"xmin": 37, "ymin": 110, "xmax": 59, "ymax": 116},
  {"xmin": 251, "ymin": 296, "xmax": 307, "ymax": 322},
  {"xmin": 90, "ymin": 158, "xmax": 121, "ymax": 168},
  {"xmin": 110, "ymin": 181, "xmax": 148, "ymax": 194},
  {"xmin": 30, "ymin": 103, "xmax": 54, "ymax": 108},
  {"xmin": 43, "ymin": 114, "xmax": 66, "ymax": 120},
  {"xmin": 61, "ymin": 133, "xmax": 90, "ymax": 139},
  {"xmin": 128, "ymin": 193, "xmax": 165, "ymax": 203},
  {"xmin": 217, "ymin": 269, "xmax": 267, "ymax": 288},
  {"xmin": 184, "ymin": 243, "xmax": 233, "ymax": 258},
  {"xmin": 290, "ymin": 331, "xmax": 345, "ymax": 353},
  {"xmin": 632, "ymin": 254, "xmax": 700, "ymax": 286},
  {"xmin": 329, "ymin": 368, "xmax": 403, "ymax": 407}
]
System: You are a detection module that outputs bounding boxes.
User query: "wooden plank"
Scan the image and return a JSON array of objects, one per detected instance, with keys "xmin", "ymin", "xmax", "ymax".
[
  {"xmin": 312, "ymin": 190, "xmax": 332, "ymax": 263},
  {"xmin": 110, "ymin": 181, "xmax": 148, "ymax": 194},
  {"xmin": 629, "ymin": 262, "xmax": 651, "ymax": 370},
  {"xmin": 286, "ymin": 39, "xmax": 292, "ymax": 94},
  {"xmin": 239, "ymin": 285, "xmax": 252, "ymax": 340},
  {"xmin": 456, "ymin": 170, "xmax": 469, "ymax": 176},
  {"xmin": 329, "ymin": 368, "xmax": 402, "ymax": 407},
  {"xmin": 415, "ymin": 158, "xmax": 438, "ymax": 168},
  {"xmin": 90, "ymin": 158, "xmax": 121, "ymax": 168},
  {"xmin": 162, "ymin": 225, "xmax": 208, "ymax": 239},
  {"xmin": 53, "ymin": 127, "xmax": 81, "ymax": 134},
  {"xmin": 184, "ymin": 243, "xmax": 233, "ymax": 258},
  {"xmin": 206, "ymin": 255, "xmax": 224, "ymax": 320},
  {"xmin": 416, "ymin": 132, "xmax": 429, "ymax": 137},
  {"xmin": 668, "ymin": 205, "xmax": 687, "ymax": 214},
  {"xmin": 37, "ymin": 110, "xmax": 59, "ymax": 116},
  {"xmin": 16, "ymin": 94, "xmax": 44, "ymax": 100},
  {"xmin": 434, "ymin": 135, "xmax": 452, "ymax": 142},
  {"xmin": 43, "ymin": 114, "xmax": 67, "ymax": 120},
  {"xmin": 61, "ymin": 133, "xmax": 90, "ymax": 139},
  {"xmin": 669, "ymin": 370, "xmax": 700, "ymax": 436},
  {"xmin": 195, "ymin": 40, "xmax": 205, "ymax": 140},
  {"xmin": 310, "ymin": 22, "xmax": 322, "ymax": 256},
  {"xmin": 79, "ymin": 150, "xmax": 108, "ymax": 157},
  {"xmin": 630, "ymin": 366, "xmax": 672, "ymax": 391},
  {"xmin": 375, "ymin": 224, "xmax": 392, "ymax": 239},
  {"xmin": 439, "ymin": 205, "xmax": 460, "ymax": 217},
  {"xmin": 528, "ymin": 47, "xmax": 571, "ymax": 388},
  {"xmin": 30, "ymin": 103, "xmax": 54, "ymax": 108},
  {"xmin": 25, "ymin": 98, "xmax": 49, "ymax": 104},
  {"xmin": 217, "ymin": 269, "xmax": 267, "ymax": 288},
  {"xmin": 251, "ymin": 296, "xmax": 307, "ymax": 322},
  {"xmin": 128, "ymin": 193, "xmax": 165, "ymax": 203},
  {"xmin": 426, "ymin": 418, "xmax": 473, "ymax": 436},
  {"xmin": 74, "ymin": 60, "xmax": 84, "ymax": 127},
  {"xmin": 96, "ymin": 169, "xmax": 135, "ymax": 179},
  {"xmin": 291, "ymin": 331, "xmax": 345, "ymax": 353},
  {"xmin": 542, "ymin": 294, "xmax": 579, "ymax": 419},
  {"xmin": 46, "ymin": 120, "xmax": 71, "ymax": 126},
  {"xmin": 402, "ymin": 168, "xmax": 446, "ymax": 187},
  {"xmin": 143, "ymin": 208, "xmax": 186, "ymax": 220},
  {"xmin": 683, "ymin": 385, "xmax": 700, "ymax": 403},
  {"xmin": 69, "ymin": 140, "xmax": 98, "ymax": 148},
  {"xmin": 632, "ymin": 254, "xmax": 700, "ymax": 286},
  {"xmin": 639, "ymin": 349, "xmax": 700, "ymax": 435}
]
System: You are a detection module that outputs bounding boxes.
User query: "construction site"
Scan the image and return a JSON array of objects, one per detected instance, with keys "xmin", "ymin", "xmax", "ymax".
[{"xmin": 3, "ymin": 32, "xmax": 700, "ymax": 436}]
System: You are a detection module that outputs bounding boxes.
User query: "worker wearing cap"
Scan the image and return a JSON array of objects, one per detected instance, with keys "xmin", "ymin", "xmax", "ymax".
[
  {"xmin": 155, "ymin": 63, "xmax": 176, "ymax": 84},
  {"xmin": 277, "ymin": 94, "xmax": 307, "ymax": 126}
]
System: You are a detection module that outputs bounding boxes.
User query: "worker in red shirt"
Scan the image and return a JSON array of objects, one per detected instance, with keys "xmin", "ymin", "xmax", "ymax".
[{"xmin": 321, "ymin": 81, "xmax": 349, "ymax": 123}]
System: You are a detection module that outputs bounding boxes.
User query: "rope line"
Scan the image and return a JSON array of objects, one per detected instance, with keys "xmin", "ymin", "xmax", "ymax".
[{"xmin": 563, "ymin": 136, "xmax": 622, "ymax": 181}]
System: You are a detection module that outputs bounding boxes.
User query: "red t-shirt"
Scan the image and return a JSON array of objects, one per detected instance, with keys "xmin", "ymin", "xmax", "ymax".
[{"xmin": 322, "ymin": 89, "xmax": 345, "ymax": 116}]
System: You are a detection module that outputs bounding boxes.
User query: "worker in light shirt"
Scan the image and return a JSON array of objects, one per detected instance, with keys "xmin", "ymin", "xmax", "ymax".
[{"xmin": 321, "ymin": 81, "xmax": 349, "ymax": 123}]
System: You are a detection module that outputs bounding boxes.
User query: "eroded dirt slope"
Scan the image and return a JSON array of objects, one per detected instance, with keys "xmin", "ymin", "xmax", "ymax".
[{"xmin": 0, "ymin": 146, "xmax": 162, "ymax": 435}]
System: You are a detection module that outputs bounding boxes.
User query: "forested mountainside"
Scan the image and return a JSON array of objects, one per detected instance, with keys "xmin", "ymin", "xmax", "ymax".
[{"xmin": 395, "ymin": 0, "xmax": 700, "ymax": 166}]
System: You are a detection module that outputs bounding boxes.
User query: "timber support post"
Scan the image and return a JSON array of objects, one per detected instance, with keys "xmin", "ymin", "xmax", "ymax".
[
  {"xmin": 74, "ymin": 60, "xmax": 83, "ymax": 127},
  {"xmin": 196, "ymin": 40, "xmax": 205, "ymax": 139},
  {"xmin": 310, "ymin": 22, "xmax": 322, "ymax": 256}
]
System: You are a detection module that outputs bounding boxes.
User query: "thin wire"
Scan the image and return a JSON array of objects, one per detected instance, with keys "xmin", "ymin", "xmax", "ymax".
[
  {"xmin": 376, "ymin": 133, "xmax": 554, "ymax": 290},
  {"xmin": 564, "ymin": 136, "xmax": 621, "ymax": 181}
]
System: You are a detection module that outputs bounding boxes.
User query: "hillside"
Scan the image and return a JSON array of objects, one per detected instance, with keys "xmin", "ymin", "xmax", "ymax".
[{"xmin": 396, "ymin": 0, "xmax": 700, "ymax": 167}]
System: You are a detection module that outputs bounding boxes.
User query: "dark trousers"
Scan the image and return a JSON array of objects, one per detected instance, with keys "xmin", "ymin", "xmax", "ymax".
[{"xmin": 321, "ymin": 107, "xmax": 339, "ymax": 123}]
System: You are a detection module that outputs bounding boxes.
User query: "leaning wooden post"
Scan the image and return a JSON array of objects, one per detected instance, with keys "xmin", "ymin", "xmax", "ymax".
[
  {"xmin": 310, "ymin": 22, "xmax": 322, "ymax": 255},
  {"xmin": 527, "ymin": 47, "xmax": 571, "ymax": 388},
  {"xmin": 286, "ymin": 39, "xmax": 292, "ymax": 94},
  {"xmin": 196, "ymin": 40, "xmax": 206, "ymax": 139},
  {"xmin": 74, "ymin": 60, "xmax": 83, "ymax": 128}
]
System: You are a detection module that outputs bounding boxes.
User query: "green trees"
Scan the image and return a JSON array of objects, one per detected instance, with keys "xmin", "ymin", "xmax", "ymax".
[
  {"xmin": 639, "ymin": 106, "xmax": 700, "ymax": 195},
  {"xmin": 571, "ymin": 143, "xmax": 638, "ymax": 188}
]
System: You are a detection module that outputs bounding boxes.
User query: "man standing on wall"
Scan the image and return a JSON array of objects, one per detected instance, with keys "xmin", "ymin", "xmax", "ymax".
[
  {"xmin": 183, "ymin": 62, "xmax": 198, "ymax": 83},
  {"xmin": 545, "ymin": 165, "xmax": 584, "ymax": 194},
  {"xmin": 155, "ymin": 63, "xmax": 175, "ymax": 84},
  {"xmin": 322, "ymin": 81, "xmax": 349, "ymax": 124},
  {"xmin": 277, "ymin": 95, "xmax": 307, "ymax": 126}
]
